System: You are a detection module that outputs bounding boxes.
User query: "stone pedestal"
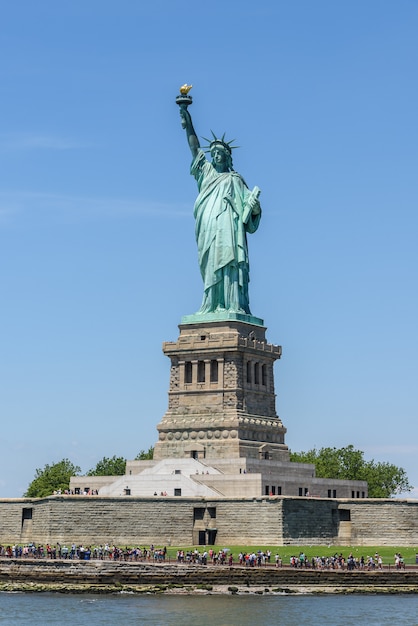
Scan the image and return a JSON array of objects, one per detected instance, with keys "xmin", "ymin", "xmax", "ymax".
[{"xmin": 154, "ymin": 320, "xmax": 289, "ymax": 462}]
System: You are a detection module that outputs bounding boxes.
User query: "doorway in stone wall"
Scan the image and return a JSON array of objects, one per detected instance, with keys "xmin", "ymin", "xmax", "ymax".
[{"xmin": 198, "ymin": 530, "xmax": 206, "ymax": 545}]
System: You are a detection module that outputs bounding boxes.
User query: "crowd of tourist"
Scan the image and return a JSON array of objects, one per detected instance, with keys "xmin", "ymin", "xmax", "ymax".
[
  {"xmin": 287, "ymin": 551, "xmax": 384, "ymax": 570},
  {"xmin": 0, "ymin": 543, "xmax": 166, "ymax": 561},
  {"xmin": 0, "ymin": 544, "xmax": 408, "ymax": 570},
  {"xmin": 51, "ymin": 489, "xmax": 99, "ymax": 496}
]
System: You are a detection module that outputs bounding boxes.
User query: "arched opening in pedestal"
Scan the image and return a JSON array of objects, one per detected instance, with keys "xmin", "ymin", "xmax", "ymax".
[
  {"xmin": 184, "ymin": 442, "xmax": 206, "ymax": 460},
  {"xmin": 259, "ymin": 444, "xmax": 271, "ymax": 460}
]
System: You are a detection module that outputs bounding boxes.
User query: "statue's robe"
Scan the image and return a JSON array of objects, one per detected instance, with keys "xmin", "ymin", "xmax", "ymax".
[{"xmin": 191, "ymin": 149, "xmax": 261, "ymax": 314}]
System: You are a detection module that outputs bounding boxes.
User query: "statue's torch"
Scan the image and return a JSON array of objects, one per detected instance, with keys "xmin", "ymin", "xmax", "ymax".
[{"xmin": 176, "ymin": 84, "xmax": 193, "ymax": 128}]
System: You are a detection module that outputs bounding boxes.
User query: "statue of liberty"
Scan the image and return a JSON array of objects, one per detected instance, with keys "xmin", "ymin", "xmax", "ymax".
[{"xmin": 177, "ymin": 86, "xmax": 261, "ymax": 317}]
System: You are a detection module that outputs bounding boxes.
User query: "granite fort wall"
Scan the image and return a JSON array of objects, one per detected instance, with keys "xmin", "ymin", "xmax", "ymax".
[
  {"xmin": 347, "ymin": 499, "xmax": 418, "ymax": 545},
  {"xmin": 281, "ymin": 498, "xmax": 418, "ymax": 546},
  {"xmin": 0, "ymin": 496, "xmax": 417, "ymax": 546},
  {"xmin": 0, "ymin": 497, "xmax": 283, "ymax": 546},
  {"xmin": 281, "ymin": 498, "xmax": 338, "ymax": 544}
]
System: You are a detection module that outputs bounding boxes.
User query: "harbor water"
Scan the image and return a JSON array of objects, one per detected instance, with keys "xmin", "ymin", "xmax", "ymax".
[{"xmin": 1, "ymin": 592, "xmax": 418, "ymax": 625}]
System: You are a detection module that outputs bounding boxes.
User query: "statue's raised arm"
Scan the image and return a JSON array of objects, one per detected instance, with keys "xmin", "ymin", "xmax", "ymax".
[
  {"xmin": 179, "ymin": 107, "xmax": 200, "ymax": 159},
  {"xmin": 176, "ymin": 84, "xmax": 199, "ymax": 159},
  {"xmin": 176, "ymin": 85, "xmax": 262, "ymax": 321}
]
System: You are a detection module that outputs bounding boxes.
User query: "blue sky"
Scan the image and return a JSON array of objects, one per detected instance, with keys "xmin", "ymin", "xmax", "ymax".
[{"xmin": 1, "ymin": 1, "xmax": 417, "ymax": 498}]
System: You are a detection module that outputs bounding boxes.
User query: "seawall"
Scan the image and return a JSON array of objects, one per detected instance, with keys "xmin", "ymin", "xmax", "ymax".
[{"xmin": 1, "ymin": 559, "xmax": 418, "ymax": 593}]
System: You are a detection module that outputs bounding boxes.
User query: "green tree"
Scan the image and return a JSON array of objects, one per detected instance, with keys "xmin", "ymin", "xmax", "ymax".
[
  {"xmin": 290, "ymin": 445, "xmax": 412, "ymax": 498},
  {"xmin": 135, "ymin": 446, "xmax": 154, "ymax": 460},
  {"xmin": 361, "ymin": 461, "xmax": 412, "ymax": 498},
  {"xmin": 24, "ymin": 458, "xmax": 81, "ymax": 498},
  {"xmin": 86, "ymin": 455, "xmax": 126, "ymax": 476}
]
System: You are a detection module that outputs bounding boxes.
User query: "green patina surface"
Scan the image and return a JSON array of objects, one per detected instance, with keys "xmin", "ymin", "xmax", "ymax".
[
  {"xmin": 177, "ymin": 89, "xmax": 262, "ymax": 321},
  {"xmin": 181, "ymin": 311, "xmax": 264, "ymax": 327}
]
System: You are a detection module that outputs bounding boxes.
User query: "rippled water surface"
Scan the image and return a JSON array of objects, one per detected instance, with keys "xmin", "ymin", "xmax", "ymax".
[{"xmin": 1, "ymin": 592, "xmax": 418, "ymax": 625}]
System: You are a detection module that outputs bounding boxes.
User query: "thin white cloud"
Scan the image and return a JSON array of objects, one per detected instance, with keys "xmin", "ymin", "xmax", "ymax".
[
  {"xmin": 0, "ymin": 133, "xmax": 88, "ymax": 152},
  {"xmin": 363, "ymin": 444, "xmax": 418, "ymax": 457},
  {"xmin": 0, "ymin": 191, "xmax": 190, "ymax": 221}
]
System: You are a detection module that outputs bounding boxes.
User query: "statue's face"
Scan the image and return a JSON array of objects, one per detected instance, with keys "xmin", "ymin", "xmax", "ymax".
[{"xmin": 211, "ymin": 146, "xmax": 228, "ymax": 171}]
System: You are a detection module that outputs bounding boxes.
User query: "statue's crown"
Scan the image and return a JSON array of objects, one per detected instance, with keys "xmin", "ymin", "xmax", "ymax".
[{"xmin": 202, "ymin": 131, "xmax": 238, "ymax": 155}]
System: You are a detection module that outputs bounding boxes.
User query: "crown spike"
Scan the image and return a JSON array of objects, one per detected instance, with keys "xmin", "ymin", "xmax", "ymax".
[{"xmin": 201, "ymin": 131, "xmax": 240, "ymax": 155}]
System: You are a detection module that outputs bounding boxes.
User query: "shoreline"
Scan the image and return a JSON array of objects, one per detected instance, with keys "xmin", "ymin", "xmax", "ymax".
[
  {"xmin": 2, "ymin": 582, "xmax": 418, "ymax": 596},
  {"xmin": 2, "ymin": 558, "xmax": 418, "ymax": 595}
]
